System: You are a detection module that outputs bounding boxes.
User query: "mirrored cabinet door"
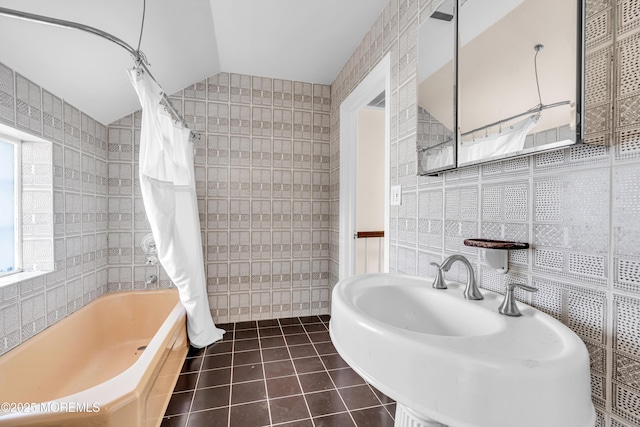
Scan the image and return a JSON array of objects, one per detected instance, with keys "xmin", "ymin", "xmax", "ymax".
[
  {"xmin": 416, "ymin": 0, "xmax": 457, "ymax": 175},
  {"xmin": 457, "ymin": 0, "xmax": 582, "ymax": 167}
]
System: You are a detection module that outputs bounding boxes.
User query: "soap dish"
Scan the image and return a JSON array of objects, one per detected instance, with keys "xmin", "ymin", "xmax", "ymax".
[
  {"xmin": 464, "ymin": 239, "xmax": 529, "ymax": 273},
  {"xmin": 463, "ymin": 239, "xmax": 529, "ymax": 250}
]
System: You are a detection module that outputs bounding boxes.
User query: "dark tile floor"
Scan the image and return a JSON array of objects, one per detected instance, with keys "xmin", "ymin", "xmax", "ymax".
[{"xmin": 161, "ymin": 315, "xmax": 396, "ymax": 427}]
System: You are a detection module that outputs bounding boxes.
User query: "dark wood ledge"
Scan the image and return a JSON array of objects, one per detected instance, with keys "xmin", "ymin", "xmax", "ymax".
[
  {"xmin": 463, "ymin": 238, "xmax": 529, "ymax": 250},
  {"xmin": 357, "ymin": 231, "xmax": 385, "ymax": 239}
]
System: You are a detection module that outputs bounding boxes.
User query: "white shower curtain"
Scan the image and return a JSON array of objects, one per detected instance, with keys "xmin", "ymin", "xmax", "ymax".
[
  {"xmin": 128, "ymin": 68, "xmax": 225, "ymax": 348},
  {"xmin": 458, "ymin": 113, "xmax": 541, "ymax": 164}
]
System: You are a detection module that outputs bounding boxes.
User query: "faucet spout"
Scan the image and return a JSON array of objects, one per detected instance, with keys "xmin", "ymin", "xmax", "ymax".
[{"xmin": 440, "ymin": 254, "xmax": 483, "ymax": 300}]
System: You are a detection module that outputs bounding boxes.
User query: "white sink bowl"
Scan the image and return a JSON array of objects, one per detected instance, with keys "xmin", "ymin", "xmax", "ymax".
[{"xmin": 329, "ymin": 273, "xmax": 595, "ymax": 427}]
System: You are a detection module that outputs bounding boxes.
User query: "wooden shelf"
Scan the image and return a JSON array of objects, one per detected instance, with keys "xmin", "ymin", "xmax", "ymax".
[
  {"xmin": 463, "ymin": 239, "xmax": 529, "ymax": 250},
  {"xmin": 356, "ymin": 231, "xmax": 384, "ymax": 239}
]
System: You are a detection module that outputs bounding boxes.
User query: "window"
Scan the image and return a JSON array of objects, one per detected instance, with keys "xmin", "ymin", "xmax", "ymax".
[{"xmin": 0, "ymin": 137, "xmax": 21, "ymax": 276}]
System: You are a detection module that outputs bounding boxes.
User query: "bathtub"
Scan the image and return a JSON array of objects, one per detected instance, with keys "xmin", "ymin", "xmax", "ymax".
[{"xmin": 0, "ymin": 288, "xmax": 188, "ymax": 427}]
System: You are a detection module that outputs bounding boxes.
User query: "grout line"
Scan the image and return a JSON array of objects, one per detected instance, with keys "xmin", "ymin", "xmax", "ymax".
[
  {"xmin": 279, "ymin": 316, "xmax": 317, "ymax": 427},
  {"xmin": 303, "ymin": 318, "xmax": 359, "ymax": 427},
  {"xmin": 256, "ymin": 322, "xmax": 274, "ymax": 427},
  {"xmin": 227, "ymin": 323, "xmax": 236, "ymax": 427},
  {"xmin": 182, "ymin": 346, "xmax": 206, "ymax": 426}
]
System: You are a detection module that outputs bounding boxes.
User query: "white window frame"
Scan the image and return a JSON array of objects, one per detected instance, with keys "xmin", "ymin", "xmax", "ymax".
[{"xmin": 0, "ymin": 134, "xmax": 22, "ymax": 278}]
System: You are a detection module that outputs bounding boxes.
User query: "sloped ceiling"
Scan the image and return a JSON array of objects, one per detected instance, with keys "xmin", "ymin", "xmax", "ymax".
[{"xmin": 0, "ymin": 0, "xmax": 387, "ymax": 125}]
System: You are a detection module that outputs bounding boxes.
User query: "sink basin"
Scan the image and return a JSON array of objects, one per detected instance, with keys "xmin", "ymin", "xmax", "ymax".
[
  {"xmin": 356, "ymin": 285, "xmax": 502, "ymax": 337},
  {"xmin": 329, "ymin": 273, "xmax": 595, "ymax": 427}
]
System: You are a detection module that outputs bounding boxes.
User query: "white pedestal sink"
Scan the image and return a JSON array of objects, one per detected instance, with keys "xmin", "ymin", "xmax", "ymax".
[{"xmin": 329, "ymin": 273, "xmax": 595, "ymax": 427}]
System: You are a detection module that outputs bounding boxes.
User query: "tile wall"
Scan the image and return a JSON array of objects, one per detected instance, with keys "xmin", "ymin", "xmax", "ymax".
[
  {"xmin": 106, "ymin": 73, "xmax": 332, "ymax": 323},
  {"xmin": 329, "ymin": 0, "xmax": 640, "ymax": 425},
  {"xmin": 0, "ymin": 61, "xmax": 109, "ymax": 356}
]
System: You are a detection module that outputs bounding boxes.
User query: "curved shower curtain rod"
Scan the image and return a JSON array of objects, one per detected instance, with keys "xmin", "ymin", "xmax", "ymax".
[{"xmin": 0, "ymin": 6, "xmax": 199, "ymax": 140}]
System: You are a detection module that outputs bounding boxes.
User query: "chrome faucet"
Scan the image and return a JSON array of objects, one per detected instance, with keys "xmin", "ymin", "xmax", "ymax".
[
  {"xmin": 498, "ymin": 283, "xmax": 538, "ymax": 316},
  {"xmin": 146, "ymin": 275, "xmax": 158, "ymax": 287},
  {"xmin": 431, "ymin": 254, "xmax": 483, "ymax": 300}
]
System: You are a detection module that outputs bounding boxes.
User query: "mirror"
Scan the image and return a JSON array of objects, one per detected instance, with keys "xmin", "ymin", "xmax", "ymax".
[
  {"xmin": 457, "ymin": 0, "xmax": 582, "ymax": 166},
  {"xmin": 416, "ymin": 0, "xmax": 457, "ymax": 175}
]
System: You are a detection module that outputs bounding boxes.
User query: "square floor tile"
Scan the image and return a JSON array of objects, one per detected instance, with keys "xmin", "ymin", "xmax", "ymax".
[
  {"xmin": 198, "ymin": 368, "xmax": 231, "ymax": 389},
  {"xmin": 206, "ymin": 341, "xmax": 233, "ymax": 355},
  {"xmin": 202, "ymin": 353, "xmax": 232, "ymax": 370},
  {"xmin": 220, "ymin": 330, "xmax": 234, "ymax": 341},
  {"xmin": 328, "ymin": 368, "xmax": 366, "ymax": 388},
  {"xmin": 338, "ymin": 385, "xmax": 381, "ymax": 410},
  {"xmin": 293, "ymin": 356, "xmax": 325, "ymax": 374},
  {"xmin": 320, "ymin": 354, "xmax": 349, "ymax": 370},
  {"xmin": 187, "ymin": 347, "xmax": 206, "ymax": 358},
  {"xmin": 229, "ymin": 401, "xmax": 270, "ymax": 427},
  {"xmin": 181, "ymin": 357, "xmax": 203, "ymax": 373},
  {"xmin": 233, "ymin": 364, "xmax": 264, "ymax": 382},
  {"xmin": 191, "ymin": 385, "xmax": 230, "ymax": 412},
  {"xmin": 269, "ymin": 395, "xmax": 311, "ymax": 424},
  {"xmin": 303, "ymin": 323, "xmax": 327, "ymax": 333},
  {"xmin": 304, "ymin": 390, "xmax": 347, "ymax": 417},
  {"xmin": 288, "ymin": 344, "xmax": 317, "ymax": 359},
  {"xmin": 278, "ymin": 317, "xmax": 301, "ymax": 326},
  {"xmin": 312, "ymin": 341, "xmax": 337, "ymax": 355},
  {"xmin": 236, "ymin": 329, "xmax": 259, "ymax": 340},
  {"xmin": 285, "ymin": 333, "xmax": 311, "ymax": 346},
  {"xmin": 234, "ymin": 338, "xmax": 260, "ymax": 352},
  {"xmin": 161, "ymin": 413, "xmax": 188, "ymax": 427},
  {"xmin": 274, "ymin": 420, "xmax": 313, "ymax": 427},
  {"xmin": 233, "ymin": 349, "xmax": 262, "ymax": 366},
  {"xmin": 216, "ymin": 322, "xmax": 234, "ymax": 331},
  {"xmin": 258, "ymin": 319, "xmax": 280, "ymax": 328},
  {"xmin": 260, "ymin": 326, "xmax": 283, "ymax": 337},
  {"xmin": 231, "ymin": 380, "xmax": 267, "ymax": 404},
  {"xmin": 186, "ymin": 407, "xmax": 228, "ymax": 427},
  {"xmin": 308, "ymin": 331, "xmax": 330, "ymax": 343},
  {"xmin": 281, "ymin": 324, "xmax": 306, "ymax": 335},
  {"xmin": 261, "ymin": 336, "xmax": 287, "ymax": 348},
  {"xmin": 350, "ymin": 406, "xmax": 395, "ymax": 427},
  {"xmin": 236, "ymin": 320, "xmax": 257, "ymax": 330},
  {"xmin": 264, "ymin": 360, "xmax": 295, "ymax": 378},
  {"xmin": 174, "ymin": 373, "xmax": 198, "ymax": 392},
  {"xmin": 262, "ymin": 346, "xmax": 290, "ymax": 362},
  {"xmin": 266, "ymin": 375, "xmax": 302, "ymax": 398},
  {"xmin": 313, "ymin": 412, "xmax": 355, "ymax": 426},
  {"xmin": 298, "ymin": 371, "xmax": 335, "ymax": 393},
  {"xmin": 299, "ymin": 315, "xmax": 322, "ymax": 324},
  {"xmin": 165, "ymin": 391, "xmax": 193, "ymax": 416}
]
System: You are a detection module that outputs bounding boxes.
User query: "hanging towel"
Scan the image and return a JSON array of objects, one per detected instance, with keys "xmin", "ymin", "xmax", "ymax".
[{"xmin": 128, "ymin": 68, "xmax": 224, "ymax": 348}]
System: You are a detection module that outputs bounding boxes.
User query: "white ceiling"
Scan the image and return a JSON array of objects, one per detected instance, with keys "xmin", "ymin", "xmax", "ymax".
[{"xmin": 0, "ymin": 0, "xmax": 388, "ymax": 125}]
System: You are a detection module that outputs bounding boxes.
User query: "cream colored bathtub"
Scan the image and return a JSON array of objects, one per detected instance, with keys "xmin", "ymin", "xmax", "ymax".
[{"xmin": 0, "ymin": 288, "xmax": 188, "ymax": 427}]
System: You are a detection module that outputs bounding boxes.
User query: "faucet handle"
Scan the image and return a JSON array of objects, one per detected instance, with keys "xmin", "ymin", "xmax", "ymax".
[
  {"xmin": 498, "ymin": 283, "xmax": 538, "ymax": 317},
  {"xmin": 430, "ymin": 262, "xmax": 447, "ymax": 289},
  {"xmin": 507, "ymin": 283, "xmax": 537, "ymax": 293}
]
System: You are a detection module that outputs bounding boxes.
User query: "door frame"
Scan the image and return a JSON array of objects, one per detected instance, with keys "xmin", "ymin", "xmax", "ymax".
[{"xmin": 339, "ymin": 53, "xmax": 391, "ymax": 281}]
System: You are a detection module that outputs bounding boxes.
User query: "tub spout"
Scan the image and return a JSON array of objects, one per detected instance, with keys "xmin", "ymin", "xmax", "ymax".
[
  {"xmin": 439, "ymin": 254, "xmax": 483, "ymax": 300},
  {"xmin": 146, "ymin": 275, "xmax": 158, "ymax": 286}
]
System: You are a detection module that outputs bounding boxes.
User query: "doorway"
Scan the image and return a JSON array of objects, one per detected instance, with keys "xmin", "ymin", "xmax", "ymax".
[
  {"xmin": 339, "ymin": 54, "xmax": 391, "ymax": 281},
  {"xmin": 356, "ymin": 105, "xmax": 385, "ymax": 274}
]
